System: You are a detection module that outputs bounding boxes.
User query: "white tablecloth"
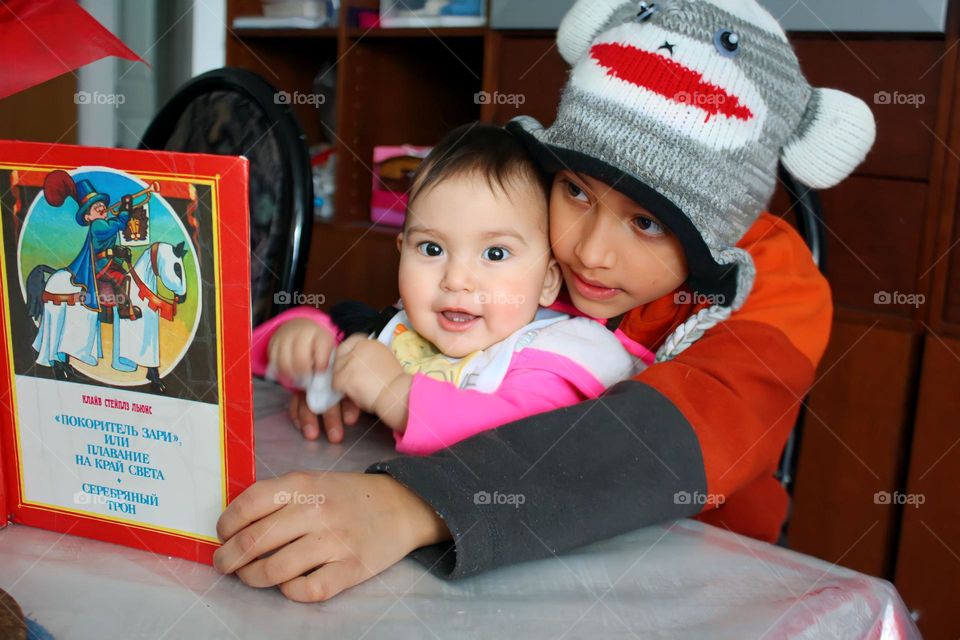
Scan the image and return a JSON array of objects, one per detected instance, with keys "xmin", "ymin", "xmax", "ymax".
[{"xmin": 0, "ymin": 380, "xmax": 920, "ymax": 639}]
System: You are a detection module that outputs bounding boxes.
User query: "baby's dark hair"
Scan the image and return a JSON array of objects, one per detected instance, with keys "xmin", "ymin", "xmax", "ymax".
[{"xmin": 405, "ymin": 122, "xmax": 550, "ymax": 227}]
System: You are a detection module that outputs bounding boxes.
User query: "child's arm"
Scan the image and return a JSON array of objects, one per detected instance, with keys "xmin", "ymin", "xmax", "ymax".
[
  {"xmin": 251, "ymin": 306, "xmax": 341, "ymax": 380},
  {"xmin": 253, "ymin": 306, "xmax": 352, "ymax": 442}
]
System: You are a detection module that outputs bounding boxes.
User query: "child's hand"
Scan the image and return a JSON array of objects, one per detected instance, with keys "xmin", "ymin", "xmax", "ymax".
[
  {"xmin": 332, "ymin": 335, "xmax": 412, "ymax": 431},
  {"xmin": 214, "ymin": 471, "xmax": 450, "ymax": 602},
  {"xmin": 267, "ymin": 318, "xmax": 335, "ymax": 386},
  {"xmin": 288, "ymin": 391, "xmax": 361, "ymax": 443}
]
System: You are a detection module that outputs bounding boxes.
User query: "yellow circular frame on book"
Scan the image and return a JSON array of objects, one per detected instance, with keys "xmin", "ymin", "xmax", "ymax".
[{"xmin": 18, "ymin": 166, "xmax": 202, "ymax": 388}]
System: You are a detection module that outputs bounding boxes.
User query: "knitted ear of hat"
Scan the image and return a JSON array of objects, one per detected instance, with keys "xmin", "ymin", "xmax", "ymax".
[{"xmin": 507, "ymin": 0, "xmax": 875, "ymax": 362}]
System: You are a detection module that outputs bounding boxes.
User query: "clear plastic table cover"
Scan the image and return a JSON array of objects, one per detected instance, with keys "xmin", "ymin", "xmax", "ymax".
[{"xmin": 0, "ymin": 380, "xmax": 920, "ymax": 639}]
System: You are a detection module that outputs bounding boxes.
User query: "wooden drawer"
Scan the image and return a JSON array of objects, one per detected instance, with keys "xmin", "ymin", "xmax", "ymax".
[
  {"xmin": 894, "ymin": 334, "xmax": 960, "ymax": 640},
  {"xmin": 788, "ymin": 320, "xmax": 920, "ymax": 577}
]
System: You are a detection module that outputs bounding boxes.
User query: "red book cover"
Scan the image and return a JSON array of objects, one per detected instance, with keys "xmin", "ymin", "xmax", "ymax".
[
  {"xmin": 0, "ymin": 140, "xmax": 254, "ymax": 564},
  {"xmin": 0, "ymin": 414, "xmax": 6, "ymax": 527}
]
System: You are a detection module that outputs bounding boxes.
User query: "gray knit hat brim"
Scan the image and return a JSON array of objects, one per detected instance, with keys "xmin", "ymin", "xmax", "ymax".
[{"xmin": 506, "ymin": 117, "xmax": 740, "ymax": 306}]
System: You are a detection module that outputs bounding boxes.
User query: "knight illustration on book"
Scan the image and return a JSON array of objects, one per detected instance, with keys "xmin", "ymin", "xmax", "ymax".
[
  {"xmin": 56, "ymin": 173, "xmax": 144, "ymax": 323},
  {"xmin": 24, "ymin": 168, "xmax": 191, "ymax": 393}
]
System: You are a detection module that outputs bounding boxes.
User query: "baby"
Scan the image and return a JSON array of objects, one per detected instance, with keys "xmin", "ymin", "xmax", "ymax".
[{"xmin": 251, "ymin": 124, "xmax": 651, "ymax": 455}]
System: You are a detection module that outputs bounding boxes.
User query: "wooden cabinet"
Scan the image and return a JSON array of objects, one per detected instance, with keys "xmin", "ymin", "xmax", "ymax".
[
  {"xmin": 892, "ymin": 40, "xmax": 960, "ymax": 632},
  {"xmin": 791, "ymin": 37, "xmax": 946, "ymax": 182},
  {"xmin": 787, "ymin": 319, "xmax": 921, "ymax": 578},
  {"xmin": 334, "ymin": 34, "xmax": 485, "ymax": 224},
  {"xmin": 0, "ymin": 75, "xmax": 77, "ymax": 145},
  {"xmin": 894, "ymin": 334, "xmax": 960, "ymax": 637}
]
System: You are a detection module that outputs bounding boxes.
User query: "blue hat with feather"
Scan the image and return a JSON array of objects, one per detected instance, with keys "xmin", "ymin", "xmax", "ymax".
[{"xmin": 74, "ymin": 179, "xmax": 110, "ymax": 226}]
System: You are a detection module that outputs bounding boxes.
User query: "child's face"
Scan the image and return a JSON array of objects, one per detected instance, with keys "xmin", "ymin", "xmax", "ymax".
[
  {"xmin": 397, "ymin": 172, "xmax": 561, "ymax": 358},
  {"xmin": 549, "ymin": 170, "xmax": 688, "ymax": 319}
]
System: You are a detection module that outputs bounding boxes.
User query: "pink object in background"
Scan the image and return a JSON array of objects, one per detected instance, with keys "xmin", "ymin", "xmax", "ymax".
[
  {"xmin": 356, "ymin": 10, "xmax": 381, "ymax": 29},
  {"xmin": 371, "ymin": 145, "xmax": 432, "ymax": 228}
]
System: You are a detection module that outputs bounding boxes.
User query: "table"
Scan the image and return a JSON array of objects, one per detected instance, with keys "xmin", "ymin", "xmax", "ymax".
[{"xmin": 0, "ymin": 381, "xmax": 921, "ymax": 639}]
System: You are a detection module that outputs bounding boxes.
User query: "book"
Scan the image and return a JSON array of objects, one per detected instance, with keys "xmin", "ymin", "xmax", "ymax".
[
  {"xmin": 380, "ymin": 0, "xmax": 486, "ymax": 28},
  {"xmin": 232, "ymin": 16, "xmax": 331, "ymax": 29},
  {"xmin": 0, "ymin": 140, "xmax": 255, "ymax": 564}
]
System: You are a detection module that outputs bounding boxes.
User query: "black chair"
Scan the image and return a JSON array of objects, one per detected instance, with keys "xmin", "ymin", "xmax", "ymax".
[
  {"xmin": 139, "ymin": 67, "xmax": 313, "ymax": 327},
  {"xmin": 775, "ymin": 165, "xmax": 827, "ymax": 498}
]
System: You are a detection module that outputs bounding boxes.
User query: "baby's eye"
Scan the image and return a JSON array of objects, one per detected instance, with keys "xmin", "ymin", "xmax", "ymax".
[
  {"xmin": 483, "ymin": 246, "xmax": 511, "ymax": 262},
  {"xmin": 633, "ymin": 215, "xmax": 665, "ymax": 237},
  {"xmin": 417, "ymin": 241, "xmax": 443, "ymax": 257},
  {"xmin": 564, "ymin": 179, "xmax": 589, "ymax": 202}
]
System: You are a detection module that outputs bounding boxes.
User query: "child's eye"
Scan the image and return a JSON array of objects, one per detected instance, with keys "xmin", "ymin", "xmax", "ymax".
[
  {"xmin": 633, "ymin": 215, "xmax": 665, "ymax": 237},
  {"xmin": 482, "ymin": 246, "xmax": 511, "ymax": 262},
  {"xmin": 417, "ymin": 241, "xmax": 443, "ymax": 257},
  {"xmin": 564, "ymin": 179, "xmax": 589, "ymax": 202}
]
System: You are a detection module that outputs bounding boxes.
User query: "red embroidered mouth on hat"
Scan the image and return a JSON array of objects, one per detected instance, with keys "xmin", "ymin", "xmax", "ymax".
[{"xmin": 590, "ymin": 42, "xmax": 754, "ymax": 123}]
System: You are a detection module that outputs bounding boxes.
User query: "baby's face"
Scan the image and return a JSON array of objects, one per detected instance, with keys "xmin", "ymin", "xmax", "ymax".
[{"xmin": 397, "ymin": 172, "xmax": 560, "ymax": 358}]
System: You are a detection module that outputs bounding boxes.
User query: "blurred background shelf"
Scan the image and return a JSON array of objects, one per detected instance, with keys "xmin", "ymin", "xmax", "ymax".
[
  {"xmin": 232, "ymin": 26, "xmax": 339, "ymax": 38},
  {"xmin": 345, "ymin": 26, "xmax": 486, "ymax": 38}
]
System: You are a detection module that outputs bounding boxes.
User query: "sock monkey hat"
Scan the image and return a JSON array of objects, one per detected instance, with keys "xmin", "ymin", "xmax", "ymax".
[{"xmin": 507, "ymin": 0, "xmax": 876, "ymax": 361}]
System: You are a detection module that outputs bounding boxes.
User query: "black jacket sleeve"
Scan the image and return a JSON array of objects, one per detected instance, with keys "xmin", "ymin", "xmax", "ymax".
[{"xmin": 365, "ymin": 380, "xmax": 707, "ymax": 579}]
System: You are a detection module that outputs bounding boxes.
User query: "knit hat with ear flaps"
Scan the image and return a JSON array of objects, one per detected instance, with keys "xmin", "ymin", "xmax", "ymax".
[{"xmin": 507, "ymin": 0, "xmax": 876, "ymax": 362}]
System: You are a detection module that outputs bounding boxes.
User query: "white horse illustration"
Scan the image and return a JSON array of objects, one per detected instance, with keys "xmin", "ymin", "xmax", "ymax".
[{"xmin": 27, "ymin": 241, "xmax": 189, "ymax": 392}]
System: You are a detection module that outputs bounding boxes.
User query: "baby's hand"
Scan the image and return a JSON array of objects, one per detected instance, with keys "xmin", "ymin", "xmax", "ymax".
[
  {"xmin": 332, "ymin": 335, "xmax": 411, "ymax": 431},
  {"xmin": 288, "ymin": 391, "xmax": 361, "ymax": 443},
  {"xmin": 267, "ymin": 318, "xmax": 335, "ymax": 385}
]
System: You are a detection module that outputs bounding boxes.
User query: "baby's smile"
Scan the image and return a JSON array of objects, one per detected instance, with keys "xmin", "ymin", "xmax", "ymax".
[{"xmin": 436, "ymin": 308, "xmax": 481, "ymax": 333}]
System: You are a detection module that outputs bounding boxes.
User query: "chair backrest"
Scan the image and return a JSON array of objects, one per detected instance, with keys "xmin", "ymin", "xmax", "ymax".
[
  {"xmin": 139, "ymin": 67, "xmax": 313, "ymax": 327},
  {"xmin": 775, "ymin": 165, "xmax": 826, "ymax": 495}
]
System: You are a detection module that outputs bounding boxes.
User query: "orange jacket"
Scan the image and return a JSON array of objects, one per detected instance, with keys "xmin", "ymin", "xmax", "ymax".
[{"xmin": 626, "ymin": 212, "xmax": 832, "ymax": 541}]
